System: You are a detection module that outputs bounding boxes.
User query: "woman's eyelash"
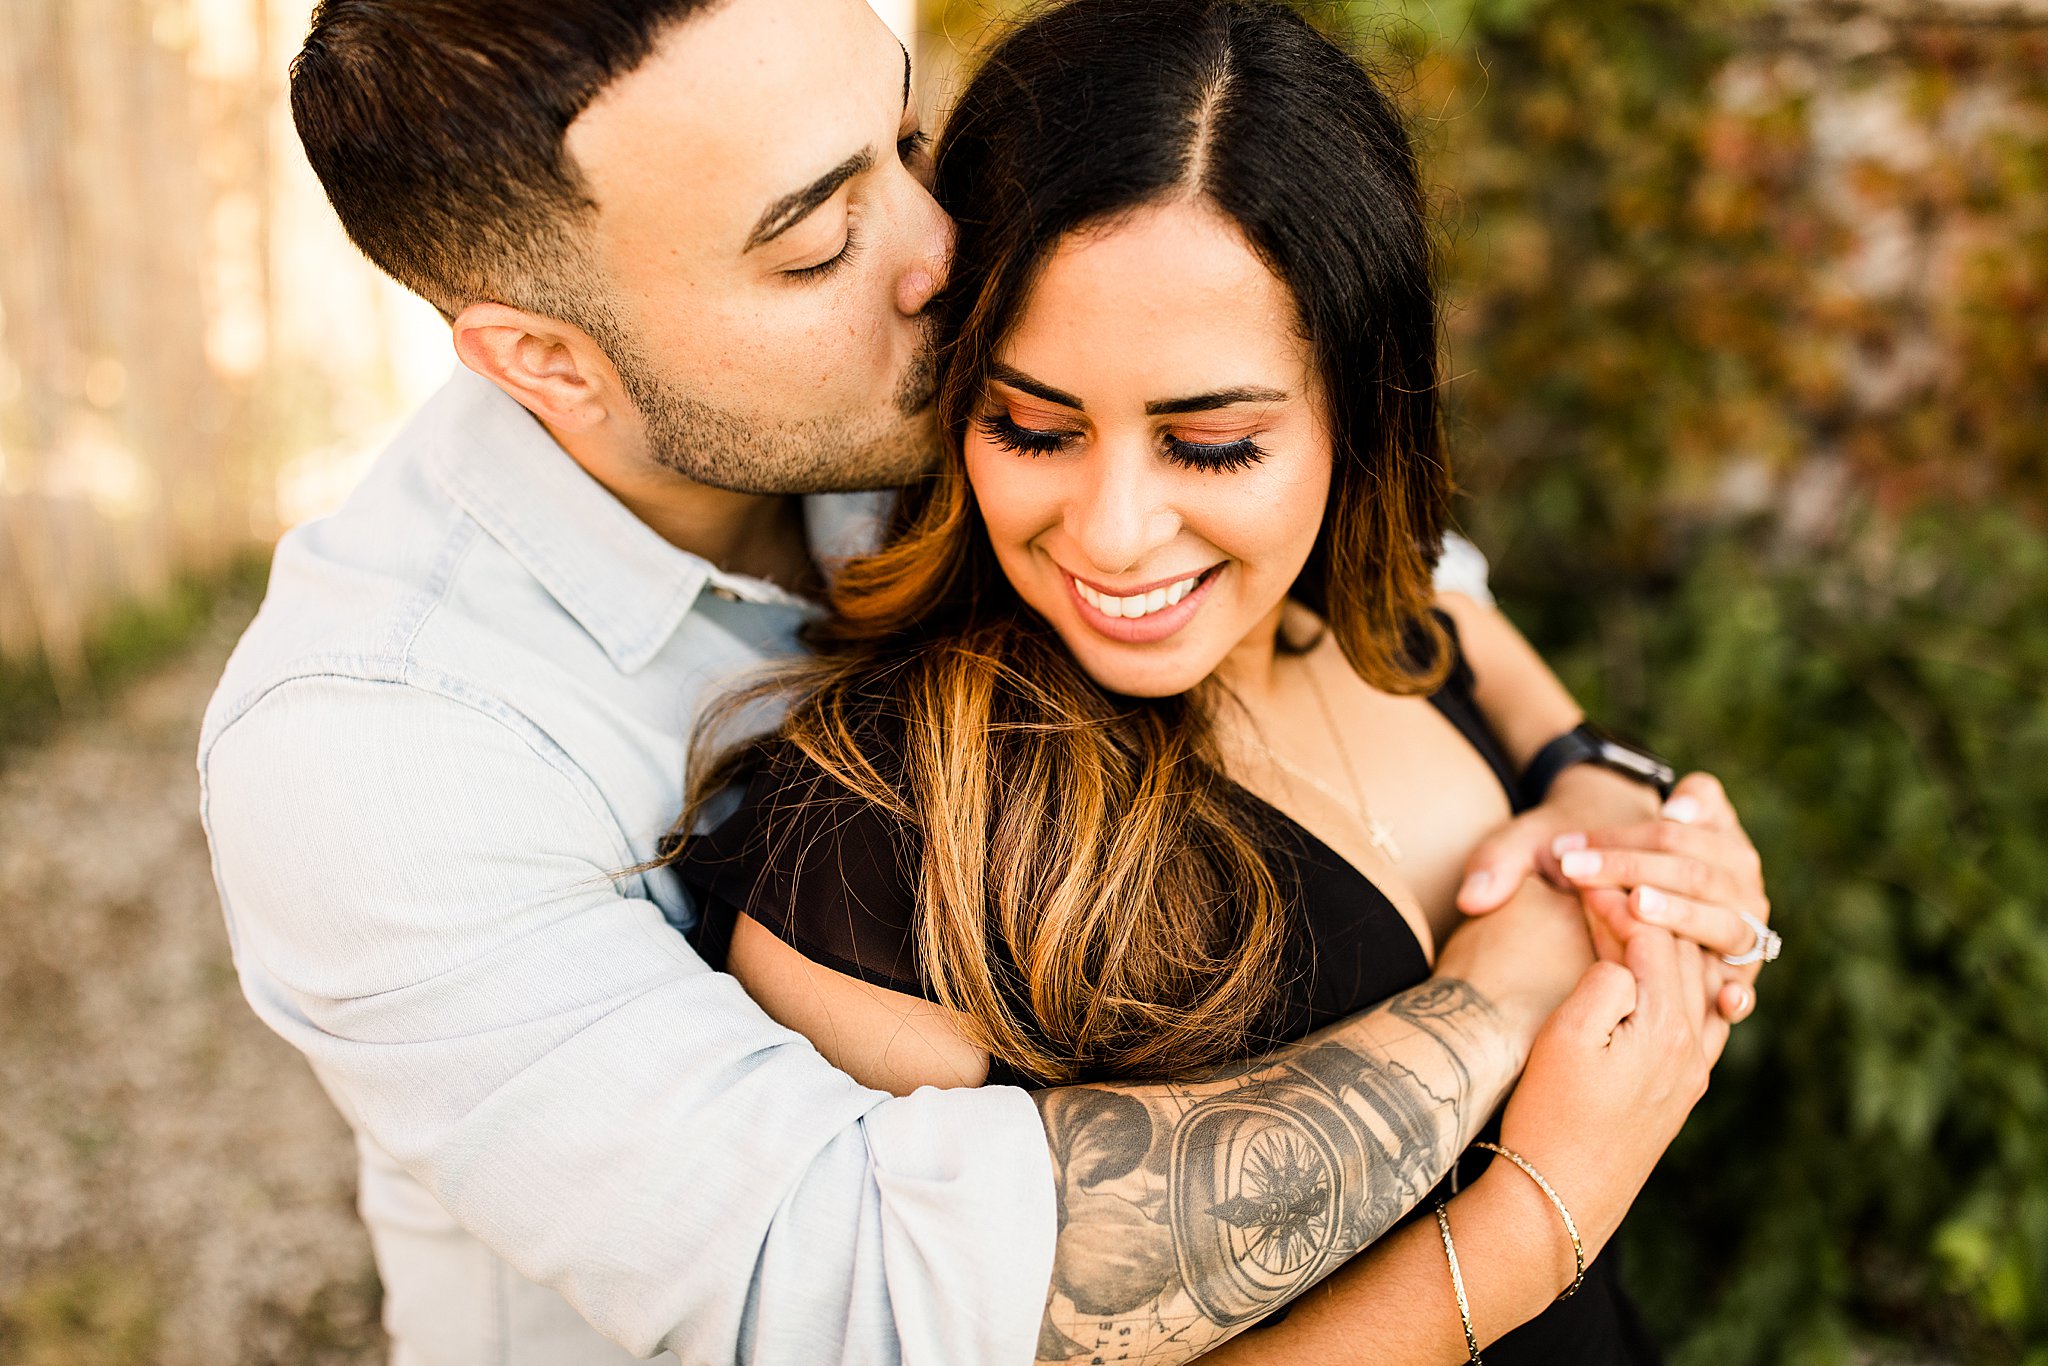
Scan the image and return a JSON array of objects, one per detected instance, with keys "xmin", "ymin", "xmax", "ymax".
[
  {"xmin": 979, "ymin": 413, "xmax": 1270, "ymax": 471},
  {"xmin": 977, "ymin": 412, "xmax": 1078, "ymax": 454},
  {"xmin": 787, "ymin": 225, "xmax": 861, "ymax": 282},
  {"xmin": 1164, "ymin": 435, "xmax": 1268, "ymax": 472},
  {"xmin": 897, "ymin": 130, "xmax": 931, "ymax": 163}
]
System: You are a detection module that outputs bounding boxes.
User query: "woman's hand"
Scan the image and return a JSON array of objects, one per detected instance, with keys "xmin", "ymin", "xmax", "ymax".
[
  {"xmin": 1549, "ymin": 772, "xmax": 1772, "ymax": 1025},
  {"xmin": 1494, "ymin": 925, "xmax": 1727, "ymax": 1261},
  {"xmin": 1188, "ymin": 926, "xmax": 1726, "ymax": 1366},
  {"xmin": 1457, "ymin": 769, "xmax": 1770, "ymax": 1024}
]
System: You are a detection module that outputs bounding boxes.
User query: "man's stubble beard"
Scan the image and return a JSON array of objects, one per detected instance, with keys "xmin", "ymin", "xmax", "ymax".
[{"xmin": 611, "ymin": 323, "xmax": 941, "ymax": 496}]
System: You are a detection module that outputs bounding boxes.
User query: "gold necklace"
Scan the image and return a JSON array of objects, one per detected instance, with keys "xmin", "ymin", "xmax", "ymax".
[{"xmin": 1264, "ymin": 652, "xmax": 1403, "ymax": 864}]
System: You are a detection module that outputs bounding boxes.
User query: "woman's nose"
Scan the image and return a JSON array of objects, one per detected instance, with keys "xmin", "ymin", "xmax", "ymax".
[{"xmin": 1065, "ymin": 448, "xmax": 1181, "ymax": 576}]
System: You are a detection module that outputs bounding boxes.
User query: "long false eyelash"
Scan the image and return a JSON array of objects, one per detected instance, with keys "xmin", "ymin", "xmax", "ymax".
[
  {"xmin": 786, "ymin": 225, "xmax": 862, "ymax": 282},
  {"xmin": 976, "ymin": 411, "xmax": 1079, "ymax": 455},
  {"xmin": 979, "ymin": 412, "xmax": 1271, "ymax": 472},
  {"xmin": 1164, "ymin": 435, "xmax": 1269, "ymax": 473}
]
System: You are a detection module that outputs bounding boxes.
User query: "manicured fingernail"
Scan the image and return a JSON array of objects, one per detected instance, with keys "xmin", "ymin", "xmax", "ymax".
[
  {"xmin": 1635, "ymin": 886, "xmax": 1670, "ymax": 923},
  {"xmin": 1459, "ymin": 871, "xmax": 1492, "ymax": 902},
  {"xmin": 1551, "ymin": 832, "xmax": 1588, "ymax": 857},
  {"xmin": 1663, "ymin": 795, "xmax": 1701, "ymax": 824},
  {"xmin": 1728, "ymin": 984, "xmax": 1753, "ymax": 1018},
  {"xmin": 1560, "ymin": 851, "xmax": 1602, "ymax": 879}
]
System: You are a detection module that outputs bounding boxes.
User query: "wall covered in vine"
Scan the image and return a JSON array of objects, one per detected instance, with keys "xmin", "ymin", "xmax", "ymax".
[{"xmin": 1378, "ymin": 1, "xmax": 2048, "ymax": 1360}]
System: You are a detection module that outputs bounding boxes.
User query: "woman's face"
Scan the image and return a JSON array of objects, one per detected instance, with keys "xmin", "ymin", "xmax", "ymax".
[{"xmin": 965, "ymin": 199, "xmax": 1333, "ymax": 698}]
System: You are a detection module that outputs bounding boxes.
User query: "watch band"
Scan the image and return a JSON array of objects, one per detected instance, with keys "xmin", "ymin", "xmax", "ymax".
[{"xmin": 1518, "ymin": 723, "xmax": 1676, "ymax": 809}]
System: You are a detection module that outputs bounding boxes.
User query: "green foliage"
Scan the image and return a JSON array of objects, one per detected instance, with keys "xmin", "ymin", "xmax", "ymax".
[
  {"xmin": 0, "ymin": 1259, "xmax": 162, "ymax": 1366},
  {"xmin": 1365, "ymin": 0, "xmax": 2048, "ymax": 1357},
  {"xmin": 0, "ymin": 553, "xmax": 269, "ymax": 759},
  {"xmin": 1391, "ymin": 0, "xmax": 2048, "ymax": 572},
  {"xmin": 1531, "ymin": 510, "xmax": 2048, "ymax": 1363}
]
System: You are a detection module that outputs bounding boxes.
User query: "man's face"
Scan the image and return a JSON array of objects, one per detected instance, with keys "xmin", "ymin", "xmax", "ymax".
[{"xmin": 565, "ymin": 0, "xmax": 946, "ymax": 494}]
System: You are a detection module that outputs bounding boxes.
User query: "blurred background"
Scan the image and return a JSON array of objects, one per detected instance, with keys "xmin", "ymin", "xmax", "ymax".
[{"xmin": 1, "ymin": 0, "xmax": 2043, "ymax": 1361}]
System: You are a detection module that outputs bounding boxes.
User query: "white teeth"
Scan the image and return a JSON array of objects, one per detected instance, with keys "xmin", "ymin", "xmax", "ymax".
[{"xmin": 1076, "ymin": 573, "xmax": 1204, "ymax": 620}]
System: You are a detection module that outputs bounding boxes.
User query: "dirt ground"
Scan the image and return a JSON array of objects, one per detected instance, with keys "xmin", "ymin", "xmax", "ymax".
[{"xmin": 0, "ymin": 603, "xmax": 385, "ymax": 1365}]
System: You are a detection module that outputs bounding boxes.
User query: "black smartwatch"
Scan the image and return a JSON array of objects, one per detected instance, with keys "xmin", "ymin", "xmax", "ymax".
[{"xmin": 1517, "ymin": 723, "xmax": 1676, "ymax": 809}]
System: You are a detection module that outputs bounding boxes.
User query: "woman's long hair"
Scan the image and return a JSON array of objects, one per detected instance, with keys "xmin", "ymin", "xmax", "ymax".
[{"xmin": 673, "ymin": 0, "xmax": 1451, "ymax": 1083}]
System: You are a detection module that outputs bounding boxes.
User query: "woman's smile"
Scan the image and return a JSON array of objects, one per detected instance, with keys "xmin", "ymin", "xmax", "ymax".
[{"xmin": 1062, "ymin": 561, "xmax": 1227, "ymax": 643}]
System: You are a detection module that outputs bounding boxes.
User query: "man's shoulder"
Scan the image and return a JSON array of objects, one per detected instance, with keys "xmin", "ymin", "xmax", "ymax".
[
  {"xmin": 194, "ymin": 366, "xmax": 757, "ymax": 852},
  {"xmin": 200, "ymin": 377, "xmax": 532, "ymax": 757}
]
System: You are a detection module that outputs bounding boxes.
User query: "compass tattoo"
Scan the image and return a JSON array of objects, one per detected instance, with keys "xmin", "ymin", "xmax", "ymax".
[{"xmin": 1031, "ymin": 978, "xmax": 1514, "ymax": 1364}]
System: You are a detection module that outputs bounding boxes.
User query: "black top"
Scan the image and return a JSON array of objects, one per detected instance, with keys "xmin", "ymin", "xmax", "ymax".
[{"xmin": 677, "ymin": 615, "xmax": 1659, "ymax": 1365}]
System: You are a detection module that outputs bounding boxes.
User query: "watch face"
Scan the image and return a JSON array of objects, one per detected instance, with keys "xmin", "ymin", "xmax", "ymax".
[{"xmin": 1594, "ymin": 738, "xmax": 1676, "ymax": 790}]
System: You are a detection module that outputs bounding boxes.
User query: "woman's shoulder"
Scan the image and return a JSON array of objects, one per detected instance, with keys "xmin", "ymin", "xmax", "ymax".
[
  {"xmin": 673, "ymin": 727, "xmax": 998, "ymax": 1097},
  {"xmin": 721, "ymin": 909, "xmax": 992, "ymax": 1096},
  {"xmin": 672, "ymin": 730, "xmax": 928, "ymax": 999}
]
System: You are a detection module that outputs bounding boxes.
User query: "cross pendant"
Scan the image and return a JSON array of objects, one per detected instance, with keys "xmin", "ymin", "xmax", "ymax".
[{"xmin": 1366, "ymin": 817, "xmax": 1403, "ymax": 863}]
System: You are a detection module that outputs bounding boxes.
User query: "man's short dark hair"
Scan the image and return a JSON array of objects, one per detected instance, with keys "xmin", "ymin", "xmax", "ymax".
[{"xmin": 291, "ymin": 0, "xmax": 715, "ymax": 322}]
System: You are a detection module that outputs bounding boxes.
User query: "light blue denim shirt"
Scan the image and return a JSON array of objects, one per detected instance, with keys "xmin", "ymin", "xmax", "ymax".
[
  {"xmin": 200, "ymin": 367, "xmax": 1496, "ymax": 1366},
  {"xmin": 199, "ymin": 369, "xmax": 1059, "ymax": 1365}
]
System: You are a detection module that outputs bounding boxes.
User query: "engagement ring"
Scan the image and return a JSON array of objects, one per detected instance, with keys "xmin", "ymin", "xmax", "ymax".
[{"xmin": 1721, "ymin": 910, "xmax": 1782, "ymax": 967}]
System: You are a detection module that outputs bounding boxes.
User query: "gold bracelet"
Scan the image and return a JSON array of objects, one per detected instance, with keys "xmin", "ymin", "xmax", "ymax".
[
  {"xmin": 1434, "ymin": 1198, "xmax": 1483, "ymax": 1365},
  {"xmin": 1475, "ymin": 1141, "xmax": 1586, "ymax": 1300}
]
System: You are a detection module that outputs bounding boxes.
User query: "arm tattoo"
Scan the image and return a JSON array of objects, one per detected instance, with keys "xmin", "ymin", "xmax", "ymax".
[{"xmin": 1031, "ymin": 979, "xmax": 1515, "ymax": 1364}]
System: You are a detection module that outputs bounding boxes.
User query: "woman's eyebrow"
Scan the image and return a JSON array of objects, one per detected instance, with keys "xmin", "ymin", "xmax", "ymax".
[
  {"xmin": 989, "ymin": 362, "xmax": 1086, "ymax": 410},
  {"xmin": 1145, "ymin": 386, "xmax": 1290, "ymax": 415}
]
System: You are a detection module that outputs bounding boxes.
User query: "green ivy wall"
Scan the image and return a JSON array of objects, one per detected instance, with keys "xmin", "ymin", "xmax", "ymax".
[{"xmin": 1386, "ymin": 1, "xmax": 2048, "ymax": 1359}]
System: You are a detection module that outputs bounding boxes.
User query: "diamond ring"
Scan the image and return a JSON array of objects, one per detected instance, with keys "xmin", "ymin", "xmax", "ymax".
[{"xmin": 1720, "ymin": 910, "xmax": 1781, "ymax": 967}]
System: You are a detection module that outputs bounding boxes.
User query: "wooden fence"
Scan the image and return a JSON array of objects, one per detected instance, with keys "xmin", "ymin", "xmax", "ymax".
[{"xmin": 0, "ymin": 0, "xmax": 444, "ymax": 699}]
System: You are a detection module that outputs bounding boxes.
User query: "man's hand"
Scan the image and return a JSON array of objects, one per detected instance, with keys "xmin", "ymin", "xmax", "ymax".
[
  {"xmin": 1454, "ymin": 764, "xmax": 1659, "ymax": 913},
  {"xmin": 1456, "ymin": 768, "xmax": 1769, "ymax": 1024},
  {"xmin": 1434, "ymin": 874, "xmax": 1596, "ymax": 1035},
  {"xmin": 1550, "ymin": 771, "xmax": 1771, "ymax": 1024}
]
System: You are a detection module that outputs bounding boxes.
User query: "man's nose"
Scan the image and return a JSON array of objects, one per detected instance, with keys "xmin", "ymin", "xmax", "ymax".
[
  {"xmin": 896, "ymin": 183, "xmax": 954, "ymax": 316},
  {"xmin": 1067, "ymin": 448, "xmax": 1181, "ymax": 577}
]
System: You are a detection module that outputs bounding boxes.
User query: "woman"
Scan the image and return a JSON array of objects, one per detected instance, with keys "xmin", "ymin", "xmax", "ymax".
[{"xmin": 670, "ymin": 1, "xmax": 1737, "ymax": 1358}]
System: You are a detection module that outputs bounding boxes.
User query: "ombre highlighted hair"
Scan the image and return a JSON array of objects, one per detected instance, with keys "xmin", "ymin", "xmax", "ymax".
[{"xmin": 670, "ymin": 0, "xmax": 1451, "ymax": 1084}]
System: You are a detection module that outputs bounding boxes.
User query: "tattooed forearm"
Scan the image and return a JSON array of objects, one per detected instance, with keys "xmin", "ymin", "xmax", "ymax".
[{"xmin": 1031, "ymin": 979, "xmax": 1518, "ymax": 1365}]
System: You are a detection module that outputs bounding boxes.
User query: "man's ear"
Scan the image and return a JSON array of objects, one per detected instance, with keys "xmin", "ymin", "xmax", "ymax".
[{"xmin": 452, "ymin": 302, "xmax": 622, "ymax": 433}]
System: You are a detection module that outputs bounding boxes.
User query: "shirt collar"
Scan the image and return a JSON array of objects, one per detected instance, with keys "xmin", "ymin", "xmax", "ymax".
[{"xmin": 419, "ymin": 368, "xmax": 812, "ymax": 674}]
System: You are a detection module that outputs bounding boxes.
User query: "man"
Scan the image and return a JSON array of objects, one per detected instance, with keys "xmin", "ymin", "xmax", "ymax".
[{"xmin": 201, "ymin": 1, "xmax": 1772, "ymax": 1361}]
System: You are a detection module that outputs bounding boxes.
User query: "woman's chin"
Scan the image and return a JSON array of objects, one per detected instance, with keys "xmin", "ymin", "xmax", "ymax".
[{"xmin": 1059, "ymin": 634, "xmax": 1215, "ymax": 700}]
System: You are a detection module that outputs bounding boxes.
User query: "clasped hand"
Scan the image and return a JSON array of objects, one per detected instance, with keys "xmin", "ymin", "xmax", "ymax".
[{"xmin": 1458, "ymin": 768, "xmax": 1774, "ymax": 1024}]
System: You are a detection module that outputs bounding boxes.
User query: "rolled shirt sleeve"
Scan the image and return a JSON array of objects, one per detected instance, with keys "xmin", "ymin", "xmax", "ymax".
[
  {"xmin": 1434, "ymin": 531, "xmax": 1495, "ymax": 607},
  {"xmin": 201, "ymin": 674, "xmax": 1055, "ymax": 1364}
]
